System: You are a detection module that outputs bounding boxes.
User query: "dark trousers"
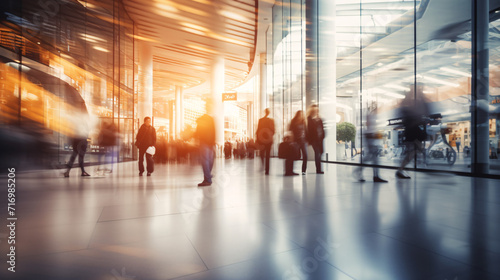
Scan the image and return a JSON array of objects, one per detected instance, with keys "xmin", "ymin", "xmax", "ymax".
[
  {"xmin": 138, "ymin": 148, "xmax": 154, "ymax": 174},
  {"xmin": 260, "ymin": 144, "xmax": 272, "ymax": 174},
  {"xmin": 67, "ymin": 139, "xmax": 88, "ymax": 172},
  {"xmin": 200, "ymin": 144, "xmax": 214, "ymax": 183},
  {"xmin": 298, "ymin": 142, "xmax": 307, "ymax": 173},
  {"xmin": 285, "ymin": 158, "xmax": 294, "ymax": 175},
  {"xmin": 312, "ymin": 145, "xmax": 322, "ymax": 172}
]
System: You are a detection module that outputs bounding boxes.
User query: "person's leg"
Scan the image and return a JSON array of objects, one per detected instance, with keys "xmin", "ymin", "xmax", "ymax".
[
  {"xmin": 399, "ymin": 142, "xmax": 414, "ymax": 170},
  {"xmin": 77, "ymin": 140, "xmax": 88, "ymax": 173},
  {"xmin": 264, "ymin": 144, "xmax": 271, "ymax": 174},
  {"xmin": 200, "ymin": 145, "xmax": 212, "ymax": 183},
  {"xmin": 65, "ymin": 148, "xmax": 78, "ymax": 177},
  {"xmin": 138, "ymin": 149, "xmax": 146, "ymax": 174},
  {"xmin": 146, "ymin": 153, "xmax": 154, "ymax": 174},
  {"xmin": 313, "ymin": 145, "xmax": 321, "ymax": 172},
  {"xmin": 209, "ymin": 147, "xmax": 215, "ymax": 173},
  {"xmin": 285, "ymin": 159, "xmax": 294, "ymax": 175},
  {"xmin": 397, "ymin": 141, "xmax": 415, "ymax": 178},
  {"xmin": 301, "ymin": 143, "xmax": 307, "ymax": 173}
]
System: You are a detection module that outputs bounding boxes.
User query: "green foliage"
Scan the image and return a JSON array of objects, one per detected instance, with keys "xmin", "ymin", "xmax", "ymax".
[{"xmin": 336, "ymin": 122, "xmax": 356, "ymax": 143}]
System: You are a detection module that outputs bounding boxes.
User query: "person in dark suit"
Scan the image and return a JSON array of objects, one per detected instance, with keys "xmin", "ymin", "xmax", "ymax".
[
  {"xmin": 290, "ymin": 110, "xmax": 308, "ymax": 175},
  {"xmin": 256, "ymin": 108, "xmax": 275, "ymax": 175},
  {"xmin": 306, "ymin": 104, "xmax": 325, "ymax": 174},
  {"xmin": 194, "ymin": 107, "xmax": 216, "ymax": 186},
  {"xmin": 135, "ymin": 117, "xmax": 156, "ymax": 176}
]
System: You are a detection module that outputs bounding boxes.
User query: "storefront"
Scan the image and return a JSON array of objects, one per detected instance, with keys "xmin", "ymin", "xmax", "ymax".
[
  {"xmin": 0, "ymin": 0, "xmax": 136, "ymax": 169},
  {"xmin": 268, "ymin": 0, "xmax": 500, "ymax": 176}
]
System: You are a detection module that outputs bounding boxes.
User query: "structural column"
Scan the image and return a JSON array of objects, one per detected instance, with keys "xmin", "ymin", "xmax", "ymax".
[
  {"xmin": 305, "ymin": 0, "xmax": 319, "ymax": 108},
  {"xmin": 175, "ymin": 86, "xmax": 183, "ymax": 138},
  {"xmin": 247, "ymin": 102, "xmax": 253, "ymax": 140},
  {"xmin": 471, "ymin": 0, "xmax": 490, "ymax": 174},
  {"xmin": 211, "ymin": 55, "xmax": 225, "ymax": 146},
  {"xmin": 316, "ymin": 0, "xmax": 337, "ymax": 161},
  {"xmin": 259, "ymin": 53, "xmax": 267, "ymax": 112},
  {"xmin": 138, "ymin": 41, "xmax": 153, "ymax": 124}
]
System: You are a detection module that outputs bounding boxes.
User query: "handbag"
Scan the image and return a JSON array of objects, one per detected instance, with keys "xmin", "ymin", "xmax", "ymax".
[{"xmin": 146, "ymin": 146, "xmax": 156, "ymax": 155}]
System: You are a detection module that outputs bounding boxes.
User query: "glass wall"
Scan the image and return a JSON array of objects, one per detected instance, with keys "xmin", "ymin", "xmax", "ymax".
[
  {"xmin": 271, "ymin": 0, "xmax": 306, "ymax": 154},
  {"xmin": 268, "ymin": 0, "xmax": 500, "ymax": 176},
  {"xmin": 0, "ymin": 0, "xmax": 136, "ymax": 169}
]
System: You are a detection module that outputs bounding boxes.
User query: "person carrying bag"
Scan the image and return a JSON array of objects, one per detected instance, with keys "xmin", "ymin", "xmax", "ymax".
[{"xmin": 136, "ymin": 116, "xmax": 156, "ymax": 176}]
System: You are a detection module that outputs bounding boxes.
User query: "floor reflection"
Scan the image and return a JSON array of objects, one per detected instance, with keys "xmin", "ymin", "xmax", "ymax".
[{"xmin": 0, "ymin": 159, "xmax": 499, "ymax": 279}]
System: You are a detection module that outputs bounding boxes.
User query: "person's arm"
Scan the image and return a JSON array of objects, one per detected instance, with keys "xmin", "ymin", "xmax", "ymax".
[
  {"xmin": 152, "ymin": 127, "xmax": 157, "ymax": 146},
  {"xmin": 136, "ymin": 126, "xmax": 143, "ymax": 143}
]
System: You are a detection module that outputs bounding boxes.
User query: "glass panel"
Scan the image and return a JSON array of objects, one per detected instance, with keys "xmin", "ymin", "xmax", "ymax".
[
  {"xmin": 0, "ymin": 0, "xmax": 135, "ymax": 168},
  {"xmin": 488, "ymin": 12, "xmax": 500, "ymax": 175},
  {"xmin": 359, "ymin": 0, "xmax": 416, "ymax": 169},
  {"xmin": 272, "ymin": 3, "xmax": 284, "ymax": 149},
  {"xmin": 336, "ymin": 0, "xmax": 362, "ymax": 164},
  {"xmin": 415, "ymin": 1, "xmax": 471, "ymax": 173}
]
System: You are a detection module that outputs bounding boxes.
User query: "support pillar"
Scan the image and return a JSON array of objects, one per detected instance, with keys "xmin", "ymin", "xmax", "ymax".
[
  {"xmin": 471, "ymin": 0, "xmax": 490, "ymax": 174},
  {"xmin": 317, "ymin": 0, "xmax": 337, "ymax": 161},
  {"xmin": 259, "ymin": 53, "xmax": 267, "ymax": 112},
  {"xmin": 175, "ymin": 86, "xmax": 183, "ymax": 138},
  {"xmin": 211, "ymin": 55, "xmax": 225, "ymax": 146},
  {"xmin": 305, "ymin": 0, "xmax": 319, "ymax": 108},
  {"xmin": 138, "ymin": 42, "xmax": 153, "ymax": 124},
  {"xmin": 247, "ymin": 102, "xmax": 253, "ymax": 140}
]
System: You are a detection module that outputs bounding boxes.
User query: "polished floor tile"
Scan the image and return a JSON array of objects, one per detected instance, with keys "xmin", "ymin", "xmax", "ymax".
[{"xmin": 0, "ymin": 158, "xmax": 498, "ymax": 279}]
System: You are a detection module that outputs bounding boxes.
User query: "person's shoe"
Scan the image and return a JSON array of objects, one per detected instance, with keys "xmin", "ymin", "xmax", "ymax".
[
  {"xmin": 147, "ymin": 172, "xmax": 151, "ymax": 176},
  {"xmin": 316, "ymin": 171, "xmax": 324, "ymax": 174},
  {"xmin": 63, "ymin": 171, "xmax": 70, "ymax": 177},
  {"xmin": 139, "ymin": 172, "xmax": 143, "ymax": 176},
  {"xmin": 302, "ymin": 172, "xmax": 306, "ymax": 175},
  {"xmin": 373, "ymin": 176, "xmax": 388, "ymax": 183},
  {"xmin": 198, "ymin": 181, "xmax": 211, "ymax": 187},
  {"xmin": 81, "ymin": 171, "xmax": 91, "ymax": 177},
  {"xmin": 396, "ymin": 170, "xmax": 411, "ymax": 179},
  {"xmin": 285, "ymin": 172, "xmax": 299, "ymax": 176}
]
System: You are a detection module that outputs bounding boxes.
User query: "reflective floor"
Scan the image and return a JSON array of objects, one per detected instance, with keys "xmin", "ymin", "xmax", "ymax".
[{"xmin": 0, "ymin": 159, "xmax": 499, "ymax": 280}]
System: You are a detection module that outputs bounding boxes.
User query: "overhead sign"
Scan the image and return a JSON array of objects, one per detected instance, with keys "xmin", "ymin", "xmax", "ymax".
[{"xmin": 222, "ymin": 92, "xmax": 237, "ymax": 101}]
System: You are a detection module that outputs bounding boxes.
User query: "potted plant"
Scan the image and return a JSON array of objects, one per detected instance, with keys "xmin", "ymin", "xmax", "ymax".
[{"xmin": 336, "ymin": 122, "xmax": 356, "ymax": 159}]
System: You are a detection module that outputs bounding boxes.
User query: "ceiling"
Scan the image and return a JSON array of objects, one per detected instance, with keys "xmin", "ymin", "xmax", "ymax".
[{"xmin": 121, "ymin": 0, "xmax": 263, "ymax": 101}]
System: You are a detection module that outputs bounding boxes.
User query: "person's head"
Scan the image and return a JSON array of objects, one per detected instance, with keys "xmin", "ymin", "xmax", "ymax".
[
  {"xmin": 307, "ymin": 104, "xmax": 319, "ymax": 118},
  {"xmin": 293, "ymin": 110, "xmax": 304, "ymax": 122},
  {"xmin": 144, "ymin": 117, "xmax": 151, "ymax": 126},
  {"xmin": 264, "ymin": 108, "xmax": 270, "ymax": 117}
]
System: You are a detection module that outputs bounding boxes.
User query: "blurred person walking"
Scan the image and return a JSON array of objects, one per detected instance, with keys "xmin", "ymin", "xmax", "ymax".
[
  {"xmin": 63, "ymin": 138, "xmax": 91, "ymax": 177},
  {"xmin": 396, "ymin": 85, "xmax": 430, "ymax": 179},
  {"xmin": 306, "ymin": 104, "xmax": 325, "ymax": 174},
  {"xmin": 64, "ymin": 104, "xmax": 91, "ymax": 177},
  {"xmin": 97, "ymin": 120, "xmax": 118, "ymax": 174},
  {"xmin": 355, "ymin": 105, "xmax": 388, "ymax": 182},
  {"xmin": 256, "ymin": 108, "xmax": 275, "ymax": 175},
  {"xmin": 290, "ymin": 110, "xmax": 308, "ymax": 175},
  {"xmin": 135, "ymin": 117, "xmax": 156, "ymax": 176},
  {"xmin": 194, "ymin": 103, "xmax": 216, "ymax": 186}
]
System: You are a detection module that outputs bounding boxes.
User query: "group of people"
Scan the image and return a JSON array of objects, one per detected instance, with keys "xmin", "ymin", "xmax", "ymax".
[
  {"xmin": 256, "ymin": 105, "xmax": 325, "ymax": 176},
  {"xmin": 224, "ymin": 139, "xmax": 256, "ymax": 159},
  {"xmin": 64, "ymin": 90, "xmax": 430, "ymax": 186}
]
